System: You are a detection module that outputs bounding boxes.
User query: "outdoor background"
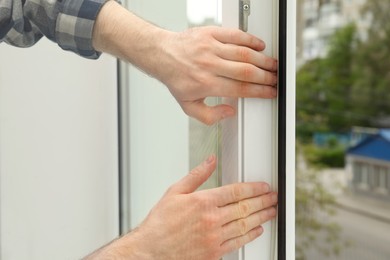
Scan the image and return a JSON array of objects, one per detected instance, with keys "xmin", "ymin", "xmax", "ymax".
[{"xmin": 296, "ymin": 0, "xmax": 390, "ymax": 259}]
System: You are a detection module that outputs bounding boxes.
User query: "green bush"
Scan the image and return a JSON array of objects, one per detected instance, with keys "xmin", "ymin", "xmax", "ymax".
[{"xmin": 304, "ymin": 145, "xmax": 345, "ymax": 168}]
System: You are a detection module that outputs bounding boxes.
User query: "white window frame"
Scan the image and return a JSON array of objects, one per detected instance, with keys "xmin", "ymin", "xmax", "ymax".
[{"xmin": 221, "ymin": 1, "xmax": 295, "ymax": 259}]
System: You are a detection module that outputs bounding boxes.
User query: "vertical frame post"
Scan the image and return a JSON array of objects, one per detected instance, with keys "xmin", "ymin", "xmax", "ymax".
[{"xmin": 222, "ymin": 0, "xmax": 296, "ymax": 259}]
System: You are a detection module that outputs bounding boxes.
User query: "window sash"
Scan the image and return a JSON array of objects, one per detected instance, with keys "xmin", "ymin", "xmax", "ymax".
[{"xmin": 221, "ymin": 1, "xmax": 295, "ymax": 259}]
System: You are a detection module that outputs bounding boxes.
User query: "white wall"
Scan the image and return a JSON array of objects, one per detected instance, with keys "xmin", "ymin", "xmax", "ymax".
[{"xmin": 0, "ymin": 39, "xmax": 119, "ymax": 259}]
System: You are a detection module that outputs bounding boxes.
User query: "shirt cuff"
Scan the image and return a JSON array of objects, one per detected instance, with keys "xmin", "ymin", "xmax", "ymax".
[{"xmin": 56, "ymin": 0, "xmax": 115, "ymax": 59}]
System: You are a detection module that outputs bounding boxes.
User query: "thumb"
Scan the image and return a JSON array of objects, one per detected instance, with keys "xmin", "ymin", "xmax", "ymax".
[
  {"xmin": 183, "ymin": 101, "xmax": 235, "ymax": 125},
  {"xmin": 167, "ymin": 155, "xmax": 217, "ymax": 195}
]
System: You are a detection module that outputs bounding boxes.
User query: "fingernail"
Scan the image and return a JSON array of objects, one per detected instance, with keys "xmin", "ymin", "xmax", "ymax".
[
  {"xmin": 268, "ymin": 207, "xmax": 276, "ymax": 217},
  {"xmin": 272, "ymin": 193, "xmax": 278, "ymax": 203},
  {"xmin": 259, "ymin": 40, "xmax": 266, "ymax": 48},
  {"xmin": 222, "ymin": 108, "xmax": 235, "ymax": 119},
  {"xmin": 262, "ymin": 183, "xmax": 270, "ymax": 193},
  {"xmin": 205, "ymin": 155, "xmax": 215, "ymax": 165},
  {"xmin": 256, "ymin": 226, "xmax": 264, "ymax": 235}
]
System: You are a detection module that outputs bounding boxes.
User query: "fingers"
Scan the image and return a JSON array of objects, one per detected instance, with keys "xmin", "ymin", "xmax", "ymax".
[
  {"xmin": 180, "ymin": 79, "xmax": 276, "ymax": 125},
  {"xmin": 211, "ymin": 27, "xmax": 266, "ymax": 51},
  {"xmin": 217, "ymin": 44, "xmax": 278, "ymax": 72},
  {"xmin": 182, "ymin": 101, "xmax": 236, "ymax": 125},
  {"xmin": 197, "ymin": 43, "xmax": 278, "ymax": 100},
  {"xmin": 210, "ymin": 27, "xmax": 277, "ymax": 86},
  {"xmin": 208, "ymin": 182, "xmax": 271, "ymax": 206},
  {"xmin": 181, "ymin": 79, "xmax": 276, "ymax": 123},
  {"xmin": 220, "ymin": 226, "xmax": 264, "ymax": 254},
  {"xmin": 219, "ymin": 192, "xmax": 278, "ymax": 224},
  {"xmin": 216, "ymin": 188, "xmax": 277, "ymax": 254},
  {"xmin": 166, "ymin": 155, "xmax": 216, "ymax": 195},
  {"xmin": 213, "ymin": 60, "xmax": 277, "ymax": 87},
  {"xmin": 210, "ymin": 30, "xmax": 278, "ymax": 99},
  {"xmin": 221, "ymin": 207, "xmax": 276, "ymax": 240},
  {"xmin": 208, "ymin": 77, "xmax": 277, "ymax": 99}
]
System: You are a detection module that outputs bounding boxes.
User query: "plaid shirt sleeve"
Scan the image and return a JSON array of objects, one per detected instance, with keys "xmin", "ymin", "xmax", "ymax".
[{"xmin": 0, "ymin": 0, "xmax": 116, "ymax": 59}]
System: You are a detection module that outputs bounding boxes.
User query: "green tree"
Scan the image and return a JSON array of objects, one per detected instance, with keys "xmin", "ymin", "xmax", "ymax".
[
  {"xmin": 296, "ymin": 58, "xmax": 329, "ymax": 141},
  {"xmin": 322, "ymin": 24, "xmax": 357, "ymax": 130},
  {"xmin": 296, "ymin": 24, "xmax": 358, "ymax": 141},
  {"xmin": 352, "ymin": 0, "xmax": 390, "ymax": 127},
  {"xmin": 296, "ymin": 167, "xmax": 343, "ymax": 260}
]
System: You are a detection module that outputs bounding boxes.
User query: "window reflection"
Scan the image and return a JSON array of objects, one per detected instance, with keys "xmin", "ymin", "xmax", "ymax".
[
  {"xmin": 297, "ymin": 0, "xmax": 390, "ymax": 259},
  {"xmin": 186, "ymin": 0, "xmax": 221, "ymax": 25},
  {"xmin": 187, "ymin": 0, "xmax": 222, "ymax": 190}
]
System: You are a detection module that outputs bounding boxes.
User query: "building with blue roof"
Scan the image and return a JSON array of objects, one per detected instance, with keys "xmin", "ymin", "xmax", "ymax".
[{"xmin": 346, "ymin": 129, "xmax": 390, "ymax": 200}]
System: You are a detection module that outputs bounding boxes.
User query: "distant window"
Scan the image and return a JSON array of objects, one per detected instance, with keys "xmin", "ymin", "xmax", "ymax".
[
  {"xmin": 388, "ymin": 167, "xmax": 390, "ymax": 190},
  {"xmin": 379, "ymin": 167, "xmax": 387, "ymax": 190},
  {"xmin": 371, "ymin": 165, "xmax": 380, "ymax": 189},
  {"xmin": 353, "ymin": 161, "xmax": 362, "ymax": 183},
  {"xmin": 361, "ymin": 163, "xmax": 369, "ymax": 188},
  {"xmin": 306, "ymin": 18, "xmax": 315, "ymax": 27}
]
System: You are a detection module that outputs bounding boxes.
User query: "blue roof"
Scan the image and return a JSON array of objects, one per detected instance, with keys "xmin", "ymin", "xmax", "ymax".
[{"xmin": 347, "ymin": 129, "xmax": 390, "ymax": 162}]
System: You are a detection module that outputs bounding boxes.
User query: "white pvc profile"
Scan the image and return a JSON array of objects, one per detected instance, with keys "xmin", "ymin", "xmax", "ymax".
[
  {"xmin": 285, "ymin": 0, "xmax": 296, "ymax": 258},
  {"xmin": 221, "ymin": 0, "xmax": 295, "ymax": 259}
]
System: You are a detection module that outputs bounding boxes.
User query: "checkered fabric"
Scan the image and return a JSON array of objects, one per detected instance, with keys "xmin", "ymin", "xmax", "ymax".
[{"xmin": 0, "ymin": 0, "xmax": 113, "ymax": 59}]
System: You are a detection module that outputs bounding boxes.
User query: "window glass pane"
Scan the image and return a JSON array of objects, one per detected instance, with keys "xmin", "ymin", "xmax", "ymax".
[
  {"xmin": 297, "ymin": 0, "xmax": 390, "ymax": 259},
  {"xmin": 189, "ymin": 99, "xmax": 222, "ymax": 190},
  {"xmin": 187, "ymin": 0, "xmax": 222, "ymax": 190},
  {"xmin": 125, "ymin": 0, "xmax": 221, "ymax": 229}
]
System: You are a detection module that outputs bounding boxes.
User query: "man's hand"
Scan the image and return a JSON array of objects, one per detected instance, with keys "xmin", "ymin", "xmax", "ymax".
[
  {"xmin": 155, "ymin": 27, "xmax": 278, "ymax": 125},
  {"xmin": 93, "ymin": 1, "xmax": 278, "ymax": 125},
  {"xmin": 85, "ymin": 155, "xmax": 277, "ymax": 259}
]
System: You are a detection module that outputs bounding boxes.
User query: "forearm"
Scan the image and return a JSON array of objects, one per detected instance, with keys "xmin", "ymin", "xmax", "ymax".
[
  {"xmin": 92, "ymin": 1, "xmax": 172, "ymax": 78},
  {"xmin": 84, "ymin": 231, "xmax": 153, "ymax": 260}
]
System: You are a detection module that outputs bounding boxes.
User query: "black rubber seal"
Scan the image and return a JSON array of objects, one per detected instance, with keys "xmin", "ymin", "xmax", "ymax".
[{"xmin": 278, "ymin": 0, "xmax": 287, "ymax": 259}]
